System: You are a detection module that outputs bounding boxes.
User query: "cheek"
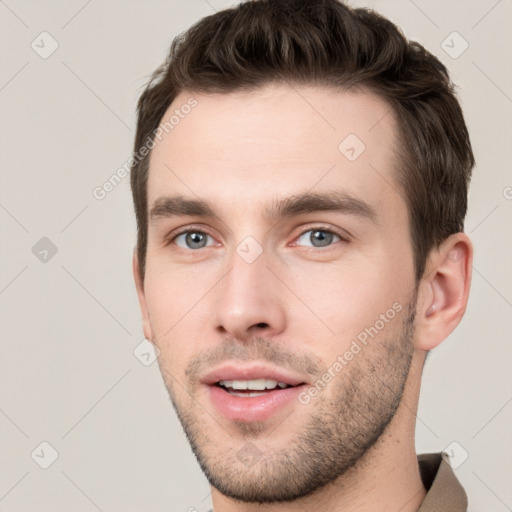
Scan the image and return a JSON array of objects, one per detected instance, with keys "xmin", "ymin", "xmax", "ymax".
[
  {"xmin": 142, "ymin": 263, "xmax": 220, "ymax": 366},
  {"xmin": 284, "ymin": 252, "xmax": 412, "ymax": 342},
  {"xmin": 143, "ymin": 265, "xmax": 193, "ymax": 340}
]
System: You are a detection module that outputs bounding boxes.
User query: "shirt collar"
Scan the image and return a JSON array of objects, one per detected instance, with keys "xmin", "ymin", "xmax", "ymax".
[{"xmin": 416, "ymin": 452, "xmax": 468, "ymax": 512}]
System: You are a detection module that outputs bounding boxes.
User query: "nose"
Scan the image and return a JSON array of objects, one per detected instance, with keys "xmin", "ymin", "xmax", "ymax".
[{"xmin": 213, "ymin": 247, "xmax": 287, "ymax": 342}]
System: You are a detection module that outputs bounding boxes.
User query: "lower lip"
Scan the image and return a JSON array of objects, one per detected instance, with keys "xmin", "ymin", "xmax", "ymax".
[{"xmin": 206, "ymin": 384, "xmax": 307, "ymax": 422}]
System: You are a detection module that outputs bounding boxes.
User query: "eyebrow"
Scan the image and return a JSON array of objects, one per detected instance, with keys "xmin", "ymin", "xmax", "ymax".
[{"xmin": 149, "ymin": 191, "xmax": 378, "ymax": 225}]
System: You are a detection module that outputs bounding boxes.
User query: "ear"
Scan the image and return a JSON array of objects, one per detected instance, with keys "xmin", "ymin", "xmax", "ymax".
[
  {"xmin": 132, "ymin": 248, "xmax": 154, "ymax": 342},
  {"xmin": 414, "ymin": 233, "xmax": 473, "ymax": 351}
]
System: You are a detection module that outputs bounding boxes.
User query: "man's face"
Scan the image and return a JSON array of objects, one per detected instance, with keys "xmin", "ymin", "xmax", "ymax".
[{"xmin": 136, "ymin": 84, "xmax": 420, "ymax": 502}]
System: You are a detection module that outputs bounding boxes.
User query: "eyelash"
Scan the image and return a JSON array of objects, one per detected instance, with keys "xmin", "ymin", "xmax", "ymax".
[{"xmin": 165, "ymin": 225, "xmax": 349, "ymax": 255}]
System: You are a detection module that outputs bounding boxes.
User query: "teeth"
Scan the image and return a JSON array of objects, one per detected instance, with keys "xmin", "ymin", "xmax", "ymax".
[{"xmin": 218, "ymin": 379, "xmax": 290, "ymax": 390}]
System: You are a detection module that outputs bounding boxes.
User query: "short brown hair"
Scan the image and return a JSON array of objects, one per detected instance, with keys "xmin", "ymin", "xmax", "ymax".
[{"xmin": 131, "ymin": 0, "xmax": 474, "ymax": 283}]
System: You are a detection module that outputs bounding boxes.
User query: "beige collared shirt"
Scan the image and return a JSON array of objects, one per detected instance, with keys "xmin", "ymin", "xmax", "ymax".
[{"xmin": 417, "ymin": 452, "xmax": 468, "ymax": 511}]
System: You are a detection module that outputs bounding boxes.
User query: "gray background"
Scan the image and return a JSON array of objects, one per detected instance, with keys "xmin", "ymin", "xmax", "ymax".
[{"xmin": 0, "ymin": 0, "xmax": 511, "ymax": 511}]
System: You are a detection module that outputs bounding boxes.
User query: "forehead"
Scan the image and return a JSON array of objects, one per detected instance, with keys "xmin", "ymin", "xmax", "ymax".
[{"xmin": 146, "ymin": 84, "xmax": 404, "ymax": 222}]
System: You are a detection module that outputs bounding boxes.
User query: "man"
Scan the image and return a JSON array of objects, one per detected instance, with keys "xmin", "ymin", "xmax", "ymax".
[{"xmin": 130, "ymin": 1, "xmax": 474, "ymax": 511}]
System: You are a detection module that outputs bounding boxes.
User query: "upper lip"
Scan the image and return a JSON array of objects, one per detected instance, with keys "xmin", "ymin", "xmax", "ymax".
[{"xmin": 201, "ymin": 363, "xmax": 308, "ymax": 387}]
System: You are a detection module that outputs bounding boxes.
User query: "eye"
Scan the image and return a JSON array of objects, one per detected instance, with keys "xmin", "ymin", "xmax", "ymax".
[
  {"xmin": 173, "ymin": 230, "xmax": 215, "ymax": 250},
  {"xmin": 295, "ymin": 228, "xmax": 343, "ymax": 248}
]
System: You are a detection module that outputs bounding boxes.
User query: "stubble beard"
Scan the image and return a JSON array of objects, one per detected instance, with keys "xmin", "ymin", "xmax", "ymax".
[{"xmin": 157, "ymin": 299, "xmax": 417, "ymax": 503}]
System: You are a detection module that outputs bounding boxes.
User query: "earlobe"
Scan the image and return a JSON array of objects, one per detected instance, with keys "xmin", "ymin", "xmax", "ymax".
[
  {"xmin": 132, "ymin": 248, "xmax": 154, "ymax": 342},
  {"xmin": 414, "ymin": 233, "xmax": 473, "ymax": 351}
]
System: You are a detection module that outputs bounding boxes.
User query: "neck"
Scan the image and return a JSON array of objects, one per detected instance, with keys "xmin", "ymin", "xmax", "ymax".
[{"xmin": 210, "ymin": 351, "xmax": 427, "ymax": 512}]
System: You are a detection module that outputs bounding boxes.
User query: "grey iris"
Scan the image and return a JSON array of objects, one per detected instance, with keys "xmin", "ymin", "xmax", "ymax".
[
  {"xmin": 187, "ymin": 232, "xmax": 207, "ymax": 249},
  {"xmin": 311, "ymin": 230, "xmax": 333, "ymax": 247}
]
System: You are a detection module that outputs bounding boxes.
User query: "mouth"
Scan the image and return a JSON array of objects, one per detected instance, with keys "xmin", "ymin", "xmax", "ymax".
[{"xmin": 201, "ymin": 364, "xmax": 309, "ymax": 422}]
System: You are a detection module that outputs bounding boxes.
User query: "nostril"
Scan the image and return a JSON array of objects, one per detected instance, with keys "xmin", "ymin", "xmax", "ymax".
[{"xmin": 255, "ymin": 322, "xmax": 269, "ymax": 328}]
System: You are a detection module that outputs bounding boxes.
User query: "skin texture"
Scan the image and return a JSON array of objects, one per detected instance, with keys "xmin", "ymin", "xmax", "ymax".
[{"xmin": 133, "ymin": 84, "xmax": 472, "ymax": 512}]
